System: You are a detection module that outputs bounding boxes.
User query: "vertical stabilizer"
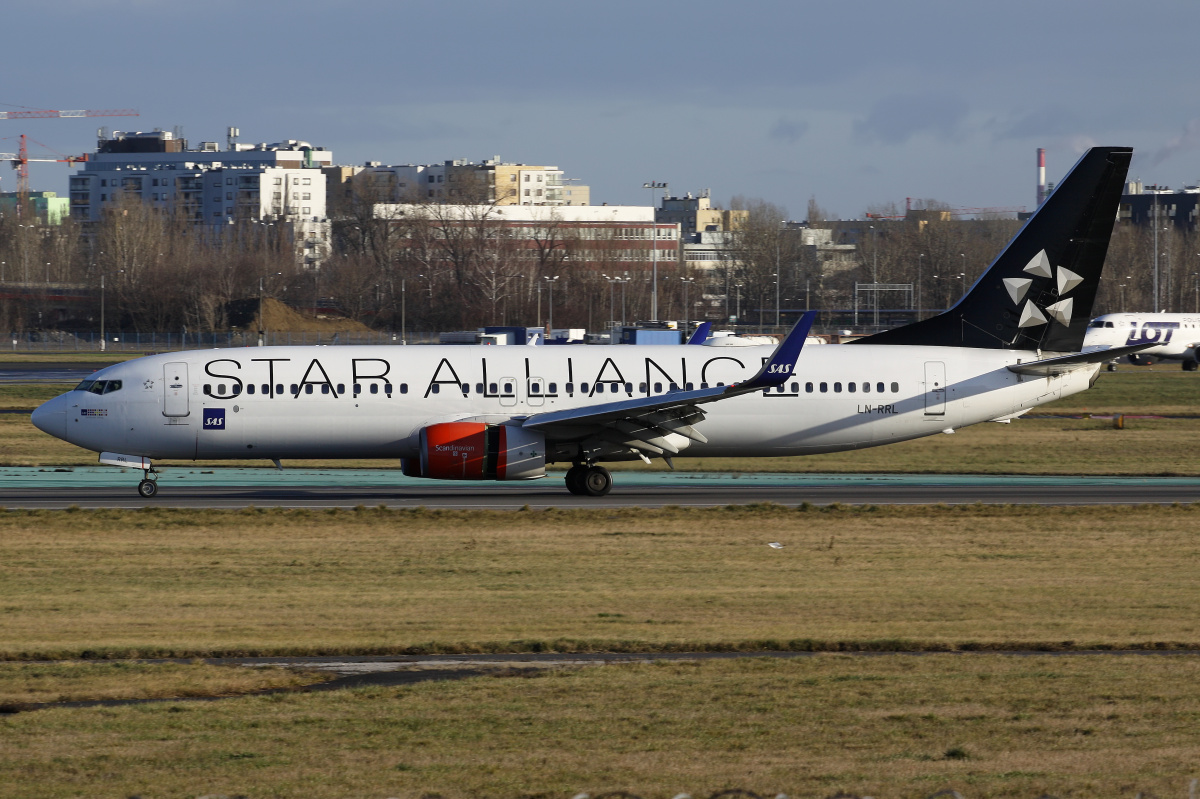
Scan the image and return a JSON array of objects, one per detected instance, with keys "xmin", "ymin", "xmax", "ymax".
[{"xmin": 856, "ymin": 146, "xmax": 1132, "ymax": 352}]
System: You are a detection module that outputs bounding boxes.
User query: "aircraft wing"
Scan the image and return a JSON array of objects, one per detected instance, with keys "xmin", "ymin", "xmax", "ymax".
[
  {"xmin": 521, "ymin": 313, "xmax": 815, "ymax": 458},
  {"xmin": 1007, "ymin": 342, "xmax": 1157, "ymax": 376}
]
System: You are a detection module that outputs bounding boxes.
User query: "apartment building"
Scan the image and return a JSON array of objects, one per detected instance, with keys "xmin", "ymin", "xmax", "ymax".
[
  {"xmin": 332, "ymin": 156, "xmax": 590, "ymax": 207},
  {"xmin": 69, "ymin": 130, "xmax": 333, "ymax": 263}
]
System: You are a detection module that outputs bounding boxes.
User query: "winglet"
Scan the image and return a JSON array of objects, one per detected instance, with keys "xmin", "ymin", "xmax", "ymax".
[
  {"xmin": 685, "ymin": 321, "xmax": 711, "ymax": 345},
  {"xmin": 735, "ymin": 312, "xmax": 816, "ymax": 392}
]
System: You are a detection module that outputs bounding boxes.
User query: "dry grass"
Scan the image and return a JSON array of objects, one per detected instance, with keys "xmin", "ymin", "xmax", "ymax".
[
  {"xmin": 3, "ymin": 505, "xmax": 1200, "ymax": 660},
  {"xmin": 0, "ymin": 661, "xmax": 327, "ymax": 706},
  {"xmin": 3, "ymin": 655, "xmax": 1199, "ymax": 798}
]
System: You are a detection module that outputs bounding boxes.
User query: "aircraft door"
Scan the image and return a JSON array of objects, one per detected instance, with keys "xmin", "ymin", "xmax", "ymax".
[
  {"xmin": 498, "ymin": 377, "xmax": 517, "ymax": 407},
  {"xmin": 163, "ymin": 362, "xmax": 189, "ymax": 417},
  {"xmin": 527, "ymin": 376, "xmax": 545, "ymax": 407},
  {"xmin": 923, "ymin": 361, "xmax": 946, "ymax": 416}
]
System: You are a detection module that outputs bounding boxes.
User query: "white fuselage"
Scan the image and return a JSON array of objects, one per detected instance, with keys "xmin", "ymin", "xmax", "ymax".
[
  {"xmin": 33, "ymin": 342, "xmax": 1097, "ymax": 464},
  {"xmin": 1085, "ymin": 313, "xmax": 1200, "ymax": 363}
]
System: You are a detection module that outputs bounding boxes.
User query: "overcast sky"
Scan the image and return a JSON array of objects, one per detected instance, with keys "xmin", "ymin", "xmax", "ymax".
[{"xmin": 7, "ymin": 0, "xmax": 1200, "ymax": 220}]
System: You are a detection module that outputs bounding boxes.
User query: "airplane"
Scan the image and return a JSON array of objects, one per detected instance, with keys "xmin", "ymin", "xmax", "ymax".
[
  {"xmin": 1083, "ymin": 312, "xmax": 1200, "ymax": 370},
  {"xmin": 32, "ymin": 146, "xmax": 1149, "ymax": 499}
]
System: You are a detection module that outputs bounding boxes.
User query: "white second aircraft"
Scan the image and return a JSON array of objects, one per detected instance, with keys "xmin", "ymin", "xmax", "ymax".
[
  {"xmin": 32, "ymin": 147, "xmax": 1146, "ymax": 498},
  {"xmin": 1084, "ymin": 312, "xmax": 1200, "ymax": 370}
]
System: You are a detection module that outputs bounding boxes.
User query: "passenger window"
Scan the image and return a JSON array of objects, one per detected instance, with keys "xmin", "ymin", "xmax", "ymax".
[
  {"xmin": 431, "ymin": 384, "xmax": 440, "ymax": 394},
  {"xmin": 305, "ymin": 385, "xmax": 314, "ymax": 395},
  {"xmin": 531, "ymin": 382, "xmax": 541, "ymax": 394},
  {"xmin": 625, "ymin": 383, "xmax": 633, "ymax": 393},
  {"xmin": 548, "ymin": 382, "xmax": 557, "ymax": 393},
  {"xmin": 276, "ymin": 384, "xmax": 283, "ymax": 396},
  {"xmin": 701, "ymin": 382, "xmax": 709, "ymax": 389},
  {"xmin": 503, "ymin": 383, "xmax": 513, "ymax": 394},
  {"xmin": 566, "ymin": 383, "xmax": 574, "ymax": 393},
  {"xmin": 862, "ymin": 382, "xmax": 870, "ymax": 394},
  {"xmin": 337, "ymin": 384, "xmax": 345, "ymax": 395},
  {"xmin": 640, "ymin": 382, "xmax": 648, "ymax": 393},
  {"xmin": 876, "ymin": 382, "xmax": 885, "ymax": 393},
  {"xmin": 232, "ymin": 385, "xmax": 241, "ymax": 396},
  {"xmin": 596, "ymin": 384, "xmax": 605, "ymax": 394},
  {"xmin": 461, "ymin": 383, "xmax": 469, "ymax": 394},
  {"xmin": 685, "ymin": 382, "xmax": 694, "ymax": 390},
  {"xmin": 669, "ymin": 382, "xmax": 678, "ymax": 391},
  {"xmin": 847, "ymin": 382, "xmax": 856, "ymax": 393},
  {"xmin": 370, "ymin": 384, "xmax": 378, "ymax": 394},
  {"xmin": 203, "ymin": 384, "xmax": 211, "ymax": 395},
  {"xmin": 247, "ymin": 384, "xmax": 255, "ymax": 395},
  {"xmin": 580, "ymin": 382, "xmax": 589, "ymax": 393},
  {"xmin": 476, "ymin": 383, "xmax": 484, "ymax": 394},
  {"xmin": 834, "ymin": 382, "xmax": 842, "ymax": 393},
  {"xmin": 489, "ymin": 383, "xmax": 497, "ymax": 393},
  {"xmin": 806, "ymin": 382, "xmax": 814, "ymax": 393},
  {"xmin": 290, "ymin": 384, "xmax": 299, "ymax": 395},
  {"xmin": 321, "ymin": 384, "xmax": 330, "ymax": 395},
  {"xmin": 790, "ymin": 382, "xmax": 798, "ymax": 392},
  {"xmin": 891, "ymin": 382, "xmax": 899, "ymax": 393},
  {"xmin": 218, "ymin": 384, "xmax": 226, "ymax": 395},
  {"xmin": 654, "ymin": 382, "xmax": 662, "ymax": 393},
  {"xmin": 820, "ymin": 382, "xmax": 828, "ymax": 393}
]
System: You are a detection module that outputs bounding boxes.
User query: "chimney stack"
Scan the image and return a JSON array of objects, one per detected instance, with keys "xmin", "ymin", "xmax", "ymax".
[{"xmin": 1037, "ymin": 148, "xmax": 1047, "ymax": 206}]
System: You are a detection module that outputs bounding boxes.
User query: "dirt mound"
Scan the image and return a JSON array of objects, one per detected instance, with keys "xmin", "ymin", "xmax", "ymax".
[{"xmin": 226, "ymin": 298, "xmax": 372, "ymax": 333}]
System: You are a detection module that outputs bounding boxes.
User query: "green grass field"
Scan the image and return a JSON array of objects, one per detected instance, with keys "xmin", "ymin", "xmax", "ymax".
[{"xmin": 2, "ymin": 505, "xmax": 1200, "ymax": 797}]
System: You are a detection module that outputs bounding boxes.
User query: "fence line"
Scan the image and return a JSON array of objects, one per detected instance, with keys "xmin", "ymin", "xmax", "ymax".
[{"xmin": 6, "ymin": 330, "xmax": 443, "ymax": 352}]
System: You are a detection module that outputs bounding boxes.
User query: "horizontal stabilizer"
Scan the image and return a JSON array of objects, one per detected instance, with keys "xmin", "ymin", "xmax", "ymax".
[{"xmin": 1007, "ymin": 342, "xmax": 1156, "ymax": 376}]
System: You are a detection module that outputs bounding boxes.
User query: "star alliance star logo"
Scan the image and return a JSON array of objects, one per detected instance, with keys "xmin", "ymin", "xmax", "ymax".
[
  {"xmin": 1003, "ymin": 250, "xmax": 1082, "ymax": 329},
  {"xmin": 144, "ymin": 380, "xmax": 155, "ymax": 390}
]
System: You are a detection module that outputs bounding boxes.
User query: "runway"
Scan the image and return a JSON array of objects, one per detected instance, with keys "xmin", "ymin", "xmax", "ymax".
[{"xmin": 0, "ymin": 466, "xmax": 1196, "ymax": 509}]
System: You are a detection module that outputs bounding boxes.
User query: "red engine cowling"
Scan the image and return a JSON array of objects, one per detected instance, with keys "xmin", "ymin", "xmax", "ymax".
[{"xmin": 403, "ymin": 422, "xmax": 546, "ymax": 480}]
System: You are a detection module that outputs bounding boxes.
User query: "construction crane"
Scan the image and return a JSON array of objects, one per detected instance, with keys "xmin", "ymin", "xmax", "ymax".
[{"xmin": 0, "ymin": 105, "xmax": 138, "ymax": 217}]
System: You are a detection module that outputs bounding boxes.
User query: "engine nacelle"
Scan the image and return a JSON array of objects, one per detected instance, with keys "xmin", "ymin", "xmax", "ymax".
[{"xmin": 402, "ymin": 422, "xmax": 546, "ymax": 480}]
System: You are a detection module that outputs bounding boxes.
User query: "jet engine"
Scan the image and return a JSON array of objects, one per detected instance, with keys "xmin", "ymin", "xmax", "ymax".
[{"xmin": 402, "ymin": 422, "xmax": 546, "ymax": 480}]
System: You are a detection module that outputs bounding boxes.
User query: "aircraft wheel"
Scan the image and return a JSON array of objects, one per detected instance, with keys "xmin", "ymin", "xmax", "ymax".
[
  {"xmin": 1106, "ymin": 362, "xmax": 1118, "ymax": 372},
  {"xmin": 565, "ymin": 465, "xmax": 588, "ymax": 495},
  {"xmin": 137, "ymin": 479, "xmax": 159, "ymax": 498},
  {"xmin": 581, "ymin": 465, "xmax": 613, "ymax": 497},
  {"xmin": 1184, "ymin": 360, "xmax": 1198, "ymax": 372}
]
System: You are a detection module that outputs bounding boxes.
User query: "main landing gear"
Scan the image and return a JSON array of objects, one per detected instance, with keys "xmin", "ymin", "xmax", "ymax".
[
  {"xmin": 137, "ymin": 469, "xmax": 159, "ymax": 498},
  {"xmin": 565, "ymin": 463, "xmax": 613, "ymax": 497}
]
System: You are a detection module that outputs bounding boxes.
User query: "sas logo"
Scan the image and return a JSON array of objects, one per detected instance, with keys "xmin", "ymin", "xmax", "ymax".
[
  {"xmin": 203, "ymin": 408, "xmax": 226, "ymax": 430},
  {"xmin": 767, "ymin": 363, "xmax": 792, "ymax": 375}
]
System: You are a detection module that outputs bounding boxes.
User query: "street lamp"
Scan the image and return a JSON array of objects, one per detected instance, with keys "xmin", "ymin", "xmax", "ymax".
[
  {"xmin": 543, "ymin": 275, "xmax": 559, "ymax": 332},
  {"xmin": 917, "ymin": 253, "xmax": 925, "ymax": 321},
  {"xmin": 643, "ymin": 181, "xmax": 667, "ymax": 320},
  {"xmin": 870, "ymin": 224, "xmax": 878, "ymax": 328},
  {"xmin": 680, "ymin": 276, "xmax": 696, "ymax": 336},
  {"xmin": 960, "ymin": 253, "xmax": 966, "ymax": 294}
]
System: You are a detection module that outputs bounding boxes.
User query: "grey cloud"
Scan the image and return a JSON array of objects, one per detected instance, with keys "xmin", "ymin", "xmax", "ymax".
[
  {"xmin": 769, "ymin": 117, "xmax": 809, "ymax": 145},
  {"xmin": 853, "ymin": 94, "xmax": 970, "ymax": 145}
]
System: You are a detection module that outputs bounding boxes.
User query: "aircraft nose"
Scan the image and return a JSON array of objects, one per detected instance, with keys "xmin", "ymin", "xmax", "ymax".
[{"xmin": 31, "ymin": 395, "xmax": 67, "ymax": 440}]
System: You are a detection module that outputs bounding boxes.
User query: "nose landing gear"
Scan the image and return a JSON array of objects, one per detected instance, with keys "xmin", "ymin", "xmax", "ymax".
[{"xmin": 137, "ymin": 469, "xmax": 159, "ymax": 498}]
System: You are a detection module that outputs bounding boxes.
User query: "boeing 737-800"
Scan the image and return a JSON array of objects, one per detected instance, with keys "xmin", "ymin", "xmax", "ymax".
[{"xmin": 32, "ymin": 147, "xmax": 1145, "ymax": 498}]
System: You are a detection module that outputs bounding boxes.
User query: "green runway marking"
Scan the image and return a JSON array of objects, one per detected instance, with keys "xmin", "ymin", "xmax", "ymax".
[{"xmin": 4, "ymin": 466, "xmax": 1200, "ymax": 489}]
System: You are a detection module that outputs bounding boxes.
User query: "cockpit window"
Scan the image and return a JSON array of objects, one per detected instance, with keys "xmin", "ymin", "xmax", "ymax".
[
  {"xmin": 1088, "ymin": 320, "xmax": 1104, "ymax": 328},
  {"xmin": 74, "ymin": 379, "xmax": 122, "ymax": 395}
]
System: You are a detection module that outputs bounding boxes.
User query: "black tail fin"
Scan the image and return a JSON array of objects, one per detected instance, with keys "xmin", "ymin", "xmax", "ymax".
[{"xmin": 856, "ymin": 146, "xmax": 1132, "ymax": 351}]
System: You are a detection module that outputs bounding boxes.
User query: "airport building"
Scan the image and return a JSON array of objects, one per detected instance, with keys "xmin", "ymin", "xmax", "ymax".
[
  {"xmin": 68, "ymin": 130, "xmax": 333, "ymax": 264},
  {"xmin": 372, "ymin": 202, "xmax": 678, "ymax": 270},
  {"xmin": 1120, "ymin": 180, "xmax": 1200, "ymax": 231}
]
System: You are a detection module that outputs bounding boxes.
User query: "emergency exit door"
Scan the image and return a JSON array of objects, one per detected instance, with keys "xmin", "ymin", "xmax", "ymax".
[{"xmin": 163, "ymin": 362, "xmax": 189, "ymax": 417}]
